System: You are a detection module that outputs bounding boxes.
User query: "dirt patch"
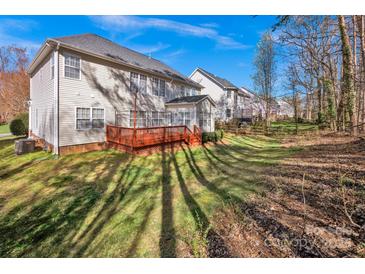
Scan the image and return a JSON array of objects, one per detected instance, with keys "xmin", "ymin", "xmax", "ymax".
[{"xmin": 210, "ymin": 134, "xmax": 365, "ymax": 257}]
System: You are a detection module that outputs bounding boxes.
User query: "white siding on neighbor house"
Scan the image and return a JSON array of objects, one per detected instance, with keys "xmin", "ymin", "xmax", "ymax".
[
  {"xmin": 30, "ymin": 51, "xmax": 55, "ymax": 146},
  {"xmin": 58, "ymin": 49, "xmax": 198, "ymax": 147},
  {"xmin": 190, "ymin": 70, "xmax": 233, "ymax": 121}
]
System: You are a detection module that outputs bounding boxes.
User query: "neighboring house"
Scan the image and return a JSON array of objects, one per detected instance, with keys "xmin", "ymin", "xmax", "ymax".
[
  {"xmin": 239, "ymin": 86, "xmax": 264, "ymax": 119},
  {"xmin": 189, "ymin": 68, "xmax": 249, "ymax": 121},
  {"xmin": 276, "ymin": 99, "xmax": 294, "ymax": 119},
  {"xmin": 240, "ymin": 86, "xmax": 288, "ymax": 121},
  {"xmin": 28, "ymin": 33, "xmax": 215, "ymax": 155}
]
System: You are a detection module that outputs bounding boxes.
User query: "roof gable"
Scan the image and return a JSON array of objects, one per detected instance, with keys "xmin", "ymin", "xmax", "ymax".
[{"xmin": 193, "ymin": 67, "xmax": 238, "ymax": 90}]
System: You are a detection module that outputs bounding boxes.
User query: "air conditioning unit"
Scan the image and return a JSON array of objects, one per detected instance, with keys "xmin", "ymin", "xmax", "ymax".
[{"xmin": 15, "ymin": 139, "xmax": 35, "ymax": 155}]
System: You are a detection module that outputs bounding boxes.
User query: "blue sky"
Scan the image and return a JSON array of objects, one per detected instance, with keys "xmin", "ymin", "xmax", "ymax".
[{"xmin": 0, "ymin": 15, "xmax": 278, "ymax": 91}]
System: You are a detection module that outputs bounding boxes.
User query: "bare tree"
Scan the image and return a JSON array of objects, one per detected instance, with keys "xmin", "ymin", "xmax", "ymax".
[
  {"xmin": 252, "ymin": 31, "xmax": 277, "ymax": 132},
  {"xmin": 0, "ymin": 46, "xmax": 30, "ymax": 121}
]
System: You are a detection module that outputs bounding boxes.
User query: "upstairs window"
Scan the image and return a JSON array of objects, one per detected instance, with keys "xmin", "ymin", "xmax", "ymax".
[
  {"xmin": 130, "ymin": 72, "xmax": 139, "ymax": 93},
  {"xmin": 130, "ymin": 72, "xmax": 147, "ymax": 93},
  {"xmin": 152, "ymin": 78, "xmax": 166, "ymax": 97},
  {"xmin": 139, "ymin": 74, "xmax": 147, "ymax": 94},
  {"xmin": 180, "ymin": 86, "xmax": 185, "ymax": 97},
  {"xmin": 227, "ymin": 90, "xmax": 232, "ymax": 98},
  {"xmin": 64, "ymin": 54, "xmax": 81, "ymax": 79},
  {"xmin": 160, "ymin": 80, "xmax": 166, "ymax": 97}
]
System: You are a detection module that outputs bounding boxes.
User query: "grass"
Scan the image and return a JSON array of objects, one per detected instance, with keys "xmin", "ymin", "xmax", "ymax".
[
  {"xmin": 270, "ymin": 121, "xmax": 318, "ymax": 134},
  {"xmin": 0, "ymin": 124, "xmax": 10, "ymax": 134},
  {"xmin": 0, "ymin": 134, "xmax": 299, "ymax": 257}
]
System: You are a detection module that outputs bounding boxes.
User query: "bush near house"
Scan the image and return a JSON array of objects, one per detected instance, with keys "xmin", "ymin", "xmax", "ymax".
[
  {"xmin": 9, "ymin": 113, "xmax": 28, "ymax": 136},
  {"xmin": 202, "ymin": 129, "xmax": 224, "ymax": 143}
]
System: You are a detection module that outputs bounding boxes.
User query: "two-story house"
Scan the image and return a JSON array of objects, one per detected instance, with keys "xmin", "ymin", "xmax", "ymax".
[
  {"xmin": 28, "ymin": 34, "xmax": 215, "ymax": 155},
  {"xmin": 189, "ymin": 68, "xmax": 249, "ymax": 121}
]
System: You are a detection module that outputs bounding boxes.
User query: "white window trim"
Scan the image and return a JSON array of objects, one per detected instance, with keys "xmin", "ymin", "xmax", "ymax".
[
  {"xmin": 64, "ymin": 53, "xmax": 82, "ymax": 80},
  {"xmin": 75, "ymin": 107, "xmax": 105, "ymax": 130}
]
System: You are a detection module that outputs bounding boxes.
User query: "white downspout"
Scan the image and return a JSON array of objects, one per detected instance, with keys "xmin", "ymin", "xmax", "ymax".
[
  {"xmin": 28, "ymin": 81, "xmax": 32, "ymax": 137},
  {"xmin": 53, "ymin": 44, "xmax": 60, "ymax": 155}
]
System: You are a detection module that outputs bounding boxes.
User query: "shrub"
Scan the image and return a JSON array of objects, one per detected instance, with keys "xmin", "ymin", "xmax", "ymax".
[
  {"xmin": 218, "ymin": 129, "xmax": 224, "ymax": 139},
  {"xmin": 10, "ymin": 112, "xmax": 29, "ymax": 136},
  {"xmin": 202, "ymin": 130, "xmax": 224, "ymax": 143},
  {"xmin": 297, "ymin": 117, "xmax": 304, "ymax": 123}
]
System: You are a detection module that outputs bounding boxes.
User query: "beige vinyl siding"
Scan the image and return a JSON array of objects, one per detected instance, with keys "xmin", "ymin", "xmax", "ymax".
[
  {"xmin": 58, "ymin": 49, "xmax": 195, "ymax": 146},
  {"xmin": 30, "ymin": 51, "xmax": 55, "ymax": 145}
]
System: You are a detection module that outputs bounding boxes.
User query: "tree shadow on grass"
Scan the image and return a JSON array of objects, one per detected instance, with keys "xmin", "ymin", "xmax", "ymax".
[
  {"xmin": 70, "ymin": 155, "xmax": 148, "ymax": 257},
  {"xmin": 171, "ymin": 146, "xmax": 231, "ymax": 257},
  {"xmin": 0, "ymin": 151, "xmax": 130, "ymax": 257},
  {"xmin": 0, "ymin": 184, "xmax": 100, "ymax": 257},
  {"xmin": 159, "ymin": 144, "xmax": 176, "ymax": 257}
]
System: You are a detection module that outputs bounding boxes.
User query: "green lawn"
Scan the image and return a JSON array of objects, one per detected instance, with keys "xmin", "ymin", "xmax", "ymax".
[
  {"xmin": 0, "ymin": 124, "xmax": 10, "ymax": 134},
  {"xmin": 265, "ymin": 121, "xmax": 318, "ymax": 135},
  {"xmin": 0, "ymin": 134, "xmax": 298, "ymax": 257}
]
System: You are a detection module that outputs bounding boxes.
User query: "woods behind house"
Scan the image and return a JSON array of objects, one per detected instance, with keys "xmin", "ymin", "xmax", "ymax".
[
  {"xmin": 0, "ymin": 46, "xmax": 29, "ymax": 123},
  {"xmin": 269, "ymin": 15, "xmax": 365, "ymax": 135}
]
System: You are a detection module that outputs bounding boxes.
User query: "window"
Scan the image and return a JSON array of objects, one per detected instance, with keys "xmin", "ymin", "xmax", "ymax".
[
  {"xmin": 50, "ymin": 54, "xmax": 54, "ymax": 79},
  {"xmin": 129, "ymin": 110, "xmax": 147, "ymax": 128},
  {"xmin": 130, "ymin": 73, "xmax": 147, "ymax": 93},
  {"xmin": 199, "ymin": 112, "xmax": 211, "ymax": 130},
  {"xmin": 151, "ymin": 111, "xmax": 159, "ymax": 126},
  {"xmin": 76, "ymin": 108, "xmax": 91, "ymax": 130},
  {"xmin": 185, "ymin": 88, "xmax": 191, "ymax": 97},
  {"xmin": 152, "ymin": 78, "xmax": 166, "ymax": 97},
  {"xmin": 184, "ymin": 111, "xmax": 191, "ymax": 127},
  {"xmin": 227, "ymin": 90, "xmax": 232, "ymax": 98},
  {"xmin": 76, "ymin": 107, "xmax": 105, "ymax": 130},
  {"xmin": 180, "ymin": 86, "xmax": 185, "ymax": 97},
  {"xmin": 151, "ymin": 111, "xmax": 166, "ymax": 126},
  {"xmin": 130, "ymin": 72, "xmax": 139, "ymax": 93},
  {"xmin": 92, "ymin": 108, "xmax": 105, "ymax": 128},
  {"xmin": 139, "ymin": 74, "xmax": 147, "ymax": 94},
  {"xmin": 191, "ymin": 88, "xmax": 197, "ymax": 96},
  {"xmin": 152, "ymin": 78, "xmax": 159, "ymax": 96},
  {"xmin": 226, "ymin": 108, "xmax": 232, "ymax": 118},
  {"xmin": 160, "ymin": 80, "xmax": 166, "ymax": 97},
  {"xmin": 65, "ymin": 54, "xmax": 81, "ymax": 79}
]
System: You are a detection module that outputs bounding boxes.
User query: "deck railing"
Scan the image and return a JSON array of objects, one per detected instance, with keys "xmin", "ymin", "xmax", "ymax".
[{"xmin": 106, "ymin": 124, "xmax": 193, "ymax": 148}]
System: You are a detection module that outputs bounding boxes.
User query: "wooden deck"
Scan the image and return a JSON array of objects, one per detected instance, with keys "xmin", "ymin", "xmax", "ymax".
[{"xmin": 106, "ymin": 124, "xmax": 201, "ymax": 154}]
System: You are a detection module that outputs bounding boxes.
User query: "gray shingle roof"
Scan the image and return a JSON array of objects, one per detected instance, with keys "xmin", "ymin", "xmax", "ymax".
[
  {"xmin": 196, "ymin": 67, "xmax": 238, "ymax": 89},
  {"xmin": 166, "ymin": 95, "xmax": 210, "ymax": 104},
  {"xmin": 51, "ymin": 33, "xmax": 201, "ymax": 88}
]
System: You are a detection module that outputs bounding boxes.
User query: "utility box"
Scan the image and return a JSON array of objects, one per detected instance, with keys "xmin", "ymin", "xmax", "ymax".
[{"xmin": 15, "ymin": 139, "xmax": 35, "ymax": 155}]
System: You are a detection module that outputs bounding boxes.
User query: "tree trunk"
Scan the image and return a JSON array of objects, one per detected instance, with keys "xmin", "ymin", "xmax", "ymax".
[
  {"xmin": 338, "ymin": 15, "xmax": 357, "ymax": 135},
  {"xmin": 357, "ymin": 15, "xmax": 365, "ymax": 132}
]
